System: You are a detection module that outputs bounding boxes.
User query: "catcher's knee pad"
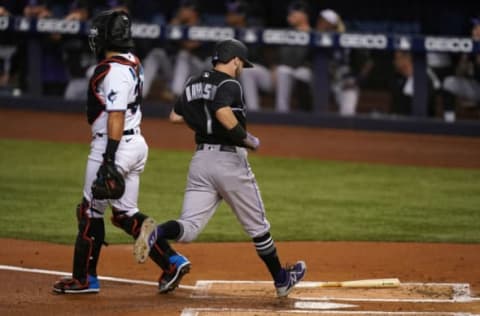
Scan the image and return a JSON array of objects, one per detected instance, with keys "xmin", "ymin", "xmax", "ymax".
[
  {"xmin": 72, "ymin": 199, "xmax": 105, "ymax": 282},
  {"xmin": 111, "ymin": 209, "xmax": 148, "ymax": 238}
]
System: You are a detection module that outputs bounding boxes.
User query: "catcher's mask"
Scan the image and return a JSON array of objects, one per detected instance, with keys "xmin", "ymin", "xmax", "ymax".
[{"xmin": 88, "ymin": 10, "xmax": 134, "ymax": 57}]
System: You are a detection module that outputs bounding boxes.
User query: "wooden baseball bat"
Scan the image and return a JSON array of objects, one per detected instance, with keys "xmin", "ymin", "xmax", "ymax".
[{"xmin": 319, "ymin": 278, "xmax": 400, "ymax": 288}]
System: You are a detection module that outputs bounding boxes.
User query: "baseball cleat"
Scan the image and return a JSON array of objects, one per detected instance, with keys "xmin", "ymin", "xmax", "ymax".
[
  {"xmin": 158, "ymin": 254, "xmax": 191, "ymax": 293},
  {"xmin": 134, "ymin": 217, "xmax": 157, "ymax": 263},
  {"xmin": 275, "ymin": 260, "xmax": 306, "ymax": 298},
  {"xmin": 53, "ymin": 275, "xmax": 100, "ymax": 294}
]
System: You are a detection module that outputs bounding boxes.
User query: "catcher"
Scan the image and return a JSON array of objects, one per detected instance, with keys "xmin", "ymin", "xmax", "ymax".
[{"xmin": 53, "ymin": 10, "xmax": 189, "ymax": 294}]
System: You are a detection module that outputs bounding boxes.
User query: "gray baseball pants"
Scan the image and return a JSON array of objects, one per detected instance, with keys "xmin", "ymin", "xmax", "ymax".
[{"xmin": 176, "ymin": 144, "xmax": 271, "ymax": 242}]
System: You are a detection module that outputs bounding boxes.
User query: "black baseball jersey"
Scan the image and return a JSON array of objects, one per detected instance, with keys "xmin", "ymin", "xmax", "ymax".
[{"xmin": 173, "ymin": 69, "xmax": 247, "ymax": 146}]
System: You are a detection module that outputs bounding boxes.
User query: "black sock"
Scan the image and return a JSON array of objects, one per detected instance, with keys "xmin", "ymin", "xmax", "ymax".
[
  {"xmin": 156, "ymin": 220, "xmax": 182, "ymax": 240},
  {"xmin": 153, "ymin": 220, "xmax": 183, "ymax": 257},
  {"xmin": 253, "ymin": 232, "xmax": 283, "ymax": 283}
]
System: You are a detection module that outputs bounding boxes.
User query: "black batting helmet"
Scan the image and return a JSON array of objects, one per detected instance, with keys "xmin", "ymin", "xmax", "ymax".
[
  {"xmin": 212, "ymin": 38, "xmax": 253, "ymax": 68},
  {"xmin": 88, "ymin": 10, "xmax": 134, "ymax": 56}
]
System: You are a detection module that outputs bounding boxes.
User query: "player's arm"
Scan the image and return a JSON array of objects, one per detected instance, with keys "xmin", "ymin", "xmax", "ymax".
[
  {"xmin": 212, "ymin": 81, "xmax": 259, "ymax": 150},
  {"xmin": 91, "ymin": 110, "xmax": 125, "ymax": 200},
  {"xmin": 169, "ymin": 94, "xmax": 185, "ymax": 124},
  {"xmin": 215, "ymin": 107, "xmax": 259, "ymax": 150},
  {"xmin": 169, "ymin": 109, "xmax": 184, "ymax": 124},
  {"xmin": 104, "ymin": 110, "xmax": 125, "ymax": 162},
  {"xmin": 215, "ymin": 107, "xmax": 239, "ymax": 129}
]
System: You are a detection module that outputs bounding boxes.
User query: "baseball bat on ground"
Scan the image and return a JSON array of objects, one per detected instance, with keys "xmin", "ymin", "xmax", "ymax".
[{"xmin": 319, "ymin": 278, "xmax": 400, "ymax": 288}]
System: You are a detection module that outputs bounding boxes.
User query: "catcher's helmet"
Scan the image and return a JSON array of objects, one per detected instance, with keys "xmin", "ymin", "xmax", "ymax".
[
  {"xmin": 88, "ymin": 10, "xmax": 134, "ymax": 56},
  {"xmin": 212, "ymin": 38, "xmax": 253, "ymax": 68}
]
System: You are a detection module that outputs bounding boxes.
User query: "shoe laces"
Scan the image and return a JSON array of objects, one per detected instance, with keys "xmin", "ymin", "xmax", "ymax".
[{"xmin": 284, "ymin": 262, "xmax": 297, "ymax": 272}]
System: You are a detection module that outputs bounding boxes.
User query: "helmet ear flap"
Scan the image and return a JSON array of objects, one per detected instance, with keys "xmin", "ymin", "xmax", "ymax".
[{"xmin": 88, "ymin": 11, "xmax": 111, "ymax": 55}]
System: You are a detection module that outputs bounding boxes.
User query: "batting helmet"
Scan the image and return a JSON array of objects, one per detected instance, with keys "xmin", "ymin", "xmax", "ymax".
[
  {"xmin": 88, "ymin": 10, "xmax": 134, "ymax": 57},
  {"xmin": 212, "ymin": 38, "xmax": 253, "ymax": 68}
]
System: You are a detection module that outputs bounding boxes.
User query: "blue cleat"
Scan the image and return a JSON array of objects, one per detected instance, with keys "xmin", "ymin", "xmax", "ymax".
[
  {"xmin": 158, "ymin": 254, "xmax": 191, "ymax": 293},
  {"xmin": 53, "ymin": 275, "xmax": 100, "ymax": 294},
  {"xmin": 275, "ymin": 261, "xmax": 306, "ymax": 297}
]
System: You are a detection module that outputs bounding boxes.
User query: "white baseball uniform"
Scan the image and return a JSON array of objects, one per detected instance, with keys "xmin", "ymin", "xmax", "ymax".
[{"xmin": 84, "ymin": 52, "xmax": 148, "ymax": 219}]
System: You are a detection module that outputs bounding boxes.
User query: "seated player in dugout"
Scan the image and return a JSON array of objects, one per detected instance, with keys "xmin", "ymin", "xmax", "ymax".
[
  {"xmin": 316, "ymin": 9, "xmax": 374, "ymax": 116},
  {"xmin": 441, "ymin": 17, "xmax": 480, "ymax": 122},
  {"xmin": 133, "ymin": 38, "xmax": 307, "ymax": 298}
]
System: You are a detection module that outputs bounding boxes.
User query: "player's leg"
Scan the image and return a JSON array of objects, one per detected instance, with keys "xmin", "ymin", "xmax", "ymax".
[
  {"xmin": 239, "ymin": 64, "xmax": 273, "ymax": 111},
  {"xmin": 113, "ymin": 137, "xmax": 189, "ymax": 292},
  {"xmin": 442, "ymin": 76, "xmax": 471, "ymax": 122},
  {"xmin": 142, "ymin": 48, "xmax": 173, "ymax": 98},
  {"xmin": 133, "ymin": 188, "xmax": 220, "ymax": 293},
  {"xmin": 275, "ymin": 65, "xmax": 294, "ymax": 112},
  {"xmin": 335, "ymin": 86, "xmax": 359, "ymax": 116},
  {"xmin": 53, "ymin": 147, "xmax": 108, "ymax": 294},
  {"xmin": 134, "ymin": 149, "xmax": 222, "ymax": 292},
  {"xmin": 135, "ymin": 189, "xmax": 220, "ymax": 293},
  {"xmin": 111, "ymin": 137, "xmax": 175, "ymax": 273},
  {"xmin": 216, "ymin": 148, "xmax": 306, "ymax": 297},
  {"xmin": 171, "ymin": 50, "xmax": 192, "ymax": 96},
  {"xmin": 156, "ymin": 188, "xmax": 220, "ymax": 293},
  {"xmin": 136, "ymin": 149, "xmax": 222, "ymax": 246},
  {"xmin": 133, "ymin": 190, "xmax": 221, "ymax": 258}
]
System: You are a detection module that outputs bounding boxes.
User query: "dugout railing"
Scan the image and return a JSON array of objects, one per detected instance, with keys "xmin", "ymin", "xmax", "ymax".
[{"xmin": 1, "ymin": 16, "xmax": 480, "ymax": 136}]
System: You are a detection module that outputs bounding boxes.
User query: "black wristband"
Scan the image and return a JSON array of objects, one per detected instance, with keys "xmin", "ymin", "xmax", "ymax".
[
  {"xmin": 104, "ymin": 138, "xmax": 120, "ymax": 162},
  {"xmin": 227, "ymin": 123, "xmax": 247, "ymax": 144}
]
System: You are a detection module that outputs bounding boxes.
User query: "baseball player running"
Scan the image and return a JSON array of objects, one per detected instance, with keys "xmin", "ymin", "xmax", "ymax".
[
  {"xmin": 53, "ymin": 10, "xmax": 189, "ymax": 294},
  {"xmin": 134, "ymin": 39, "xmax": 306, "ymax": 297}
]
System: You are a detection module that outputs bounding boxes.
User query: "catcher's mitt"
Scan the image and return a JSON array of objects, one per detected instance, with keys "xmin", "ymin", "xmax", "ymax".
[{"xmin": 91, "ymin": 161, "xmax": 125, "ymax": 200}]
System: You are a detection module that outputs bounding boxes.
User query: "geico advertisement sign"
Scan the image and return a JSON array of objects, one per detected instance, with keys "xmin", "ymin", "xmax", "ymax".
[
  {"xmin": 425, "ymin": 37, "xmax": 473, "ymax": 53},
  {"xmin": 36, "ymin": 18, "xmax": 80, "ymax": 34},
  {"xmin": 339, "ymin": 34, "xmax": 388, "ymax": 49},
  {"xmin": 263, "ymin": 30, "xmax": 310, "ymax": 45},
  {"xmin": 131, "ymin": 23, "xmax": 161, "ymax": 39},
  {"xmin": 188, "ymin": 27, "xmax": 235, "ymax": 41}
]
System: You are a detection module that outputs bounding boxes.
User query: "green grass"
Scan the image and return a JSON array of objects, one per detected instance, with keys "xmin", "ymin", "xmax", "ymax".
[{"xmin": 0, "ymin": 138, "xmax": 479, "ymax": 244}]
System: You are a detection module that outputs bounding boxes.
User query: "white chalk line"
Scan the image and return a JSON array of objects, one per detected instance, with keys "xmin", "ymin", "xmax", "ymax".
[
  {"xmin": 1, "ymin": 265, "xmax": 479, "ymax": 304},
  {"xmin": 0, "ymin": 264, "xmax": 197, "ymax": 290},
  {"xmin": 193, "ymin": 280, "xmax": 480, "ymax": 303},
  {"xmin": 180, "ymin": 308, "xmax": 480, "ymax": 316},
  {"xmin": 294, "ymin": 301, "xmax": 358, "ymax": 310},
  {"xmin": 3, "ymin": 265, "xmax": 479, "ymax": 316}
]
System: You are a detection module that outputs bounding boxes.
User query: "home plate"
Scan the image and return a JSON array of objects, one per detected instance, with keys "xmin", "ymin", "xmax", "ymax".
[{"xmin": 295, "ymin": 301, "xmax": 357, "ymax": 309}]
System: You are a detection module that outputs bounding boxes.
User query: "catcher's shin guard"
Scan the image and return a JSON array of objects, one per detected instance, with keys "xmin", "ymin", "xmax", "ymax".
[
  {"xmin": 111, "ymin": 210, "xmax": 172, "ymax": 271},
  {"xmin": 72, "ymin": 198, "xmax": 105, "ymax": 282}
]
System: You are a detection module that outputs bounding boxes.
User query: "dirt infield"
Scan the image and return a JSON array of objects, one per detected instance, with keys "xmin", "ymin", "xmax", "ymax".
[
  {"xmin": 1, "ymin": 108, "xmax": 480, "ymax": 315},
  {"xmin": 1, "ymin": 239, "xmax": 480, "ymax": 315}
]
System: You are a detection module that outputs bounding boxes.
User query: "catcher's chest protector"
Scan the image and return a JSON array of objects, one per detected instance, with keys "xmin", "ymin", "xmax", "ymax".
[{"xmin": 87, "ymin": 56, "xmax": 142, "ymax": 125}]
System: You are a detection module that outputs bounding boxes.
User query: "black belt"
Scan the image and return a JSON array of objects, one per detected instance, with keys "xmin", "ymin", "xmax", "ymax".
[
  {"xmin": 95, "ymin": 129, "xmax": 137, "ymax": 137},
  {"xmin": 196, "ymin": 144, "xmax": 237, "ymax": 153}
]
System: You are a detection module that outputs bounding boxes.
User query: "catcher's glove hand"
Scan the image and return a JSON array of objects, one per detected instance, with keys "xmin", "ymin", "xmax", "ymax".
[{"xmin": 91, "ymin": 157, "xmax": 125, "ymax": 200}]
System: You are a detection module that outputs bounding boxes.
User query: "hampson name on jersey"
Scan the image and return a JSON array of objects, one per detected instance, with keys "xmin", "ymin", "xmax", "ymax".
[{"xmin": 186, "ymin": 83, "xmax": 217, "ymax": 102}]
